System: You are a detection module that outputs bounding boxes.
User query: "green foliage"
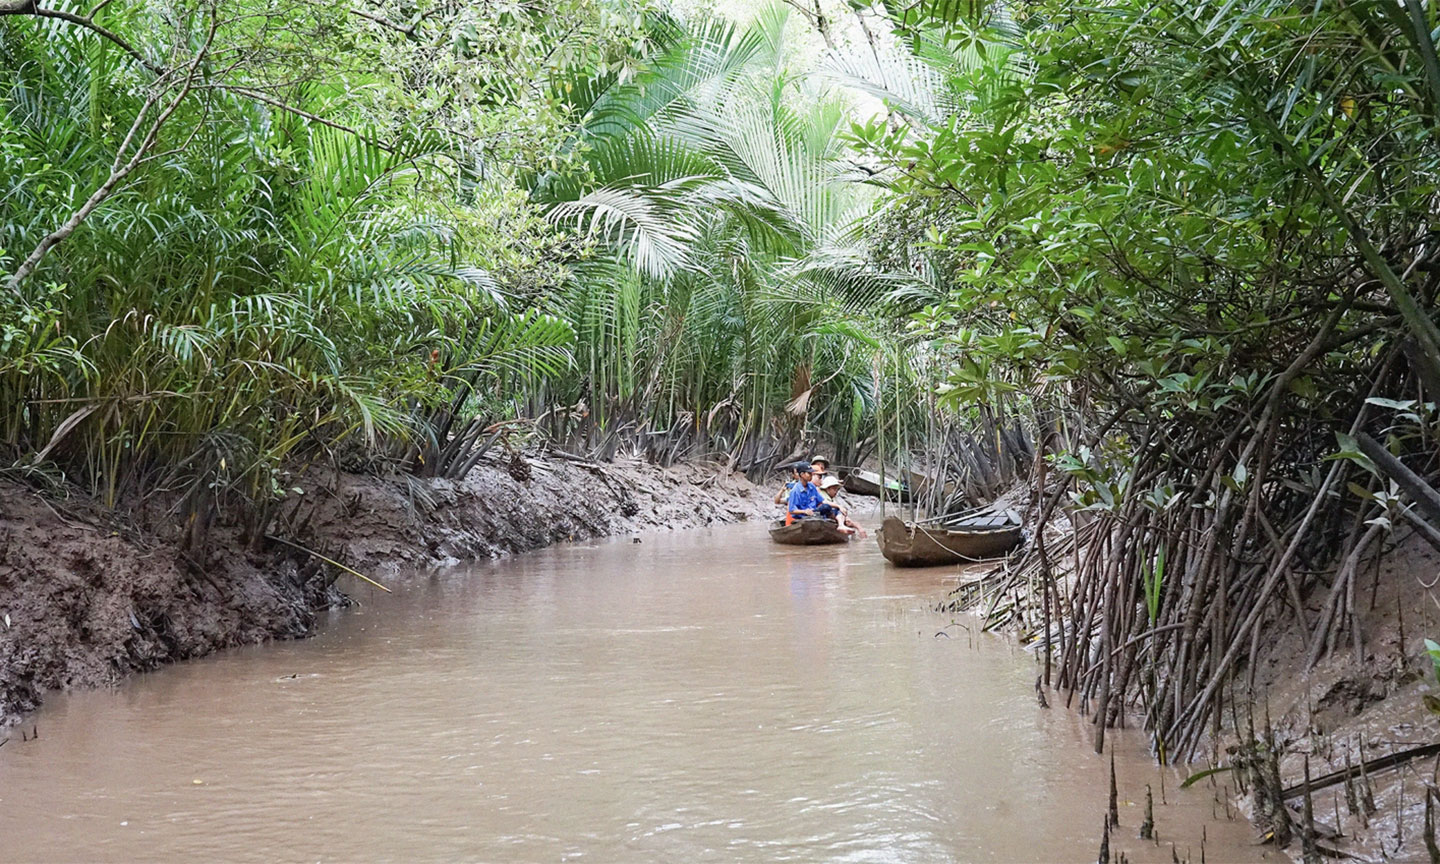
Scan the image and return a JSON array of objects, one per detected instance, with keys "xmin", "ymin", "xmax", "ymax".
[
  {"xmin": 855, "ymin": 0, "xmax": 1440, "ymax": 752},
  {"xmin": 0, "ymin": 0, "xmax": 936, "ymax": 532},
  {"xmin": 855, "ymin": 0, "xmax": 1440, "ymax": 506},
  {"xmin": 1424, "ymin": 639, "xmax": 1440, "ymax": 716},
  {"xmin": 532, "ymin": 5, "xmax": 929, "ymax": 464},
  {"xmin": 1144, "ymin": 545, "xmax": 1165, "ymax": 625},
  {"xmin": 0, "ymin": 0, "xmax": 615, "ymax": 519}
]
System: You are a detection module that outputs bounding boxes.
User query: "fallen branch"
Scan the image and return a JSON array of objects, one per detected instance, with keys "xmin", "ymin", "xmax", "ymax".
[
  {"xmin": 1357, "ymin": 431, "xmax": 1440, "ymax": 528},
  {"xmin": 1280, "ymin": 742, "xmax": 1440, "ymax": 800},
  {"xmin": 264, "ymin": 534, "xmax": 391, "ymax": 593}
]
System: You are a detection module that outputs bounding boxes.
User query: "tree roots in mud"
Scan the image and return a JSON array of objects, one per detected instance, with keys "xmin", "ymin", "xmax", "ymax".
[{"xmin": 956, "ymin": 346, "xmax": 1436, "ymax": 766}]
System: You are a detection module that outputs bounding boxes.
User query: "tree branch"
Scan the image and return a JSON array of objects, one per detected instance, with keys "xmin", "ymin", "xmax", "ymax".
[
  {"xmin": 0, "ymin": 2, "xmax": 164, "ymax": 74},
  {"xmin": 2, "ymin": 7, "xmax": 217, "ymax": 295},
  {"xmin": 348, "ymin": 6, "xmax": 414, "ymax": 37},
  {"xmin": 210, "ymin": 85, "xmax": 394, "ymax": 151}
]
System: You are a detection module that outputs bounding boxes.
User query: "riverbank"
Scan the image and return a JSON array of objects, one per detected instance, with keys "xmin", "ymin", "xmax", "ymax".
[
  {"xmin": 0, "ymin": 453, "xmax": 767, "ymax": 727},
  {"xmin": 949, "ymin": 488, "xmax": 1440, "ymax": 862},
  {"xmin": 1236, "ymin": 531, "xmax": 1439, "ymax": 862}
]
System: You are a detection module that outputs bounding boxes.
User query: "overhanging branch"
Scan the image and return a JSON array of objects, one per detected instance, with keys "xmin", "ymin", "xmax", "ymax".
[
  {"xmin": 211, "ymin": 85, "xmax": 394, "ymax": 151},
  {"xmin": 0, "ymin": 1, "xmax": 164, "ymax": 74}
]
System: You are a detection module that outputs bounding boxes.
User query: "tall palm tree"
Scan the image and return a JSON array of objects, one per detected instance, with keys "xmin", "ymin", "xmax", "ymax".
[{"xmin": 532, "ymin": 4, "xmax": 923, "ymax": 467}]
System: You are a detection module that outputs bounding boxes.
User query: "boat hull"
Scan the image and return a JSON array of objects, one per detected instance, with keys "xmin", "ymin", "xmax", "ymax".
[
  {"xmin": 842, "ymin": 469, "xmax": 910, "ymax": 502},
  {"xmin": 876, "ymin": 516, "xmax": 1022, "ymax": 566},
  {"xmin": 769, "ymin": 519, "xmax": 852, "ymax": 545}
]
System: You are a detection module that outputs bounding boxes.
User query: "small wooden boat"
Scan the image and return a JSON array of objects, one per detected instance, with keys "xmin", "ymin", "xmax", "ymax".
[
  {"xmin": 769, "ymin": 518, "xmax": 852, "ymax": 545},
  {"xmin": 842, "ymin": 469, "xmax": 910, "ymax": 502},
  {"xmin": 876, "ymin": 516, "xmax": 1022, "ymax": 566},
  {"xmin": 905, "ymin": 468, "xmax": 958, "ymax": 505},
  {"xmin": 907, "ymin": 467, "xmax": 941, "ymax": 494}
]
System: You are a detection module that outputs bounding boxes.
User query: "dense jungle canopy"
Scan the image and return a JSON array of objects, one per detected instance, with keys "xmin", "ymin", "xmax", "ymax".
[{"xmin": 7, "ymin": 0, "xmax": 1440, "ymax": 762}]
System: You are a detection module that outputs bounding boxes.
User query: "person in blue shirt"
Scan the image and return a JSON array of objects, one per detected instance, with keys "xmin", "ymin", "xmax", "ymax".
[{"xmin": 786, "ymin": 464, "xmax": 827, "ymax": 524}]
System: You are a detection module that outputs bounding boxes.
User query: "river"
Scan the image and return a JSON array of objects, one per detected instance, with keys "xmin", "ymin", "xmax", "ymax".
[{"xmin": 0, "ymin": 523, "xmax": 1271, "ymax": 862}]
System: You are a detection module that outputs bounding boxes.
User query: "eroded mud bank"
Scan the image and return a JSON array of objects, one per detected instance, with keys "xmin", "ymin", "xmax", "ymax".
[{"xmin": 0, "ymin": 454, "xmax": 765, "ymax": 726}]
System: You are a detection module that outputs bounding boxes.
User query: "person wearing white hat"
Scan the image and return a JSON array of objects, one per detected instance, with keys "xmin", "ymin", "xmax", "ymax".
[{"xmin": 818, "ymin": 475, "xmax": 864, "ymax": 537}]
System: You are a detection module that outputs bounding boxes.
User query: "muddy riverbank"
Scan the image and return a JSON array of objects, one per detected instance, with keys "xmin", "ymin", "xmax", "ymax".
[
  {"xmin": 0, "ymin": 454, "xmax": 766, "ymax": 726},
  {"xmin": 1233, "ymin": 532, "xmax": 1440, "ymax": 862},
  {"xmin": 951, "ymin": 494, "xmax": 1440, "ymax": 862}
]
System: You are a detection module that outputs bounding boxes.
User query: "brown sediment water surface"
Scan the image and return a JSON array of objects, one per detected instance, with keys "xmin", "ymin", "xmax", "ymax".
[{"xmin": 0, "ymin": 524, "xmax": 1273, "ymax": 862}]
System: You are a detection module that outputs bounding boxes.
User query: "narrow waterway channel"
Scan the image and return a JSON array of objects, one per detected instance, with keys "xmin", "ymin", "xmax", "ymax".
[{"xmin": 0, "ymin": 524, "xmax": 1272, "ymax": 862}]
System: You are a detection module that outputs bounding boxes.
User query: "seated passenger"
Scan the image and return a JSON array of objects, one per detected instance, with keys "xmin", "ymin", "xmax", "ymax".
[
  {"xmin": 786, "ymin": 465, "xmax": 825, "ymax": 524},
  {"xmin": 809, "ymin": 455, "xmax": 831, "ymax": 487},
  {"xmin": 818, "ymin": 476, "xmax": 863, "ymax": 537},
  {"xmin": 773, "ymin": 463, "xmax": 800, "ymax": 507}
]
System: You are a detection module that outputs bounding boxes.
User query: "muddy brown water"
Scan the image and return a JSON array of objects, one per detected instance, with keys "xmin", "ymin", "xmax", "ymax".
[{"xmin": 0, "ymin": 524, "xmax": 1274, "ymax": 862}]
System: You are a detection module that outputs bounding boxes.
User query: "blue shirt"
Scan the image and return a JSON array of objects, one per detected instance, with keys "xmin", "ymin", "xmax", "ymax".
[{"xmin": 787, "ymin": 481, "xmax": 824, "ymax": 514}]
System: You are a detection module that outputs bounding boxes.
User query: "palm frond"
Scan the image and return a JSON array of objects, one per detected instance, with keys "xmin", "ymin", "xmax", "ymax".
[{"xmin": 548, "ymin": 181, "xmax": 706, "ymax": 279}]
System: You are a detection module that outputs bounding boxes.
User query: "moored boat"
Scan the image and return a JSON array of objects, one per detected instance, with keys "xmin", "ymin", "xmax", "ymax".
[
  {"xmin": 769, "ymin": 518, "xmax": 852, "ymax": 545},
  {"xmin": 841, "ymin": 469, "xmax": 910, "ymax": 502},
  {"xmin": 906, "ymin": 467, "xmax": 941, "ymax": 494},
  {"xmin": 876, "ymin": 516, "xmax": 1022, "ymax": 566}
]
